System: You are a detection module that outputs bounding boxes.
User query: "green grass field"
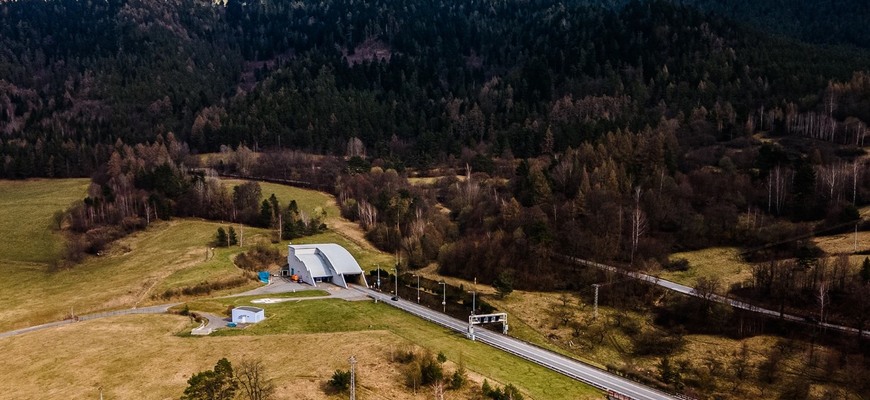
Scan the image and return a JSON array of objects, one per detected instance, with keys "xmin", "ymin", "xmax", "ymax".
[
  {"xmin": 196, "ymin": 297, "xmax": 600, "ymax": 399},
  {"xmin": 0, "ymin": 179, "xmax": 90, "ymax": 264}
]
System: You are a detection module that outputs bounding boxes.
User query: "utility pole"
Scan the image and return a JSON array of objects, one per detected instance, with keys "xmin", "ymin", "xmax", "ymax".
[
  {"xmin": 592, "ymin": 284, "xmax": 600, "ymax": 319},
  {"xmin": 348, "ymin": 355, "xmax": 357, "ymax": 400},
  {"xmin": 414, "ymin": 274, "xmax": 420, "ymax": 303},
  {"xmin": 472, "ymin": 277, "xmax": 477, "ymax": 315},
  {"xmin": 376, "ymin": 264, "xmax": 381, "ymax": 290},
  {"xmin": 439, "ymin": 281, "xmax": 446, "ymax": 313}
]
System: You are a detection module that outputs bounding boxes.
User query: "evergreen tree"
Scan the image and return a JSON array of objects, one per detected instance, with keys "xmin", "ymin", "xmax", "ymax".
[
  {"xmin": 216, "ymin": 227, "xmax": 228, "ymax": 247},
  {"xmin": 861, "ymin": 257, "xmax": 870, "ymax": 283},
  {"xmin": 259, "ymin": 200, "xmax": 274, "ymax": 228},
  {"xmin": 228, "ymin": 226, "xmax": 238, "ymax": 246},
  {"xmin": 181, "ymin": 358, "xmax": 238, "ymax": 400}
]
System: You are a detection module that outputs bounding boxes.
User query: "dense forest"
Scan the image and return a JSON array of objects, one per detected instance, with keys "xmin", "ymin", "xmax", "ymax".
[{"xmin": 2, "ymin": 0, "xmax": 870, "ymax": 175}]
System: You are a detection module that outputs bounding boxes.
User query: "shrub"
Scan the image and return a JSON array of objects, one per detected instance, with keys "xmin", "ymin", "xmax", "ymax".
[
  {"xmin": 327, "ymin": 369, "xmax": 351, "ymax": 392},
  {"xmin": 235, "ymin": 243, "xmax": 283, "ymax": 271},
  {"xmin": 664, "ymin": 258, "xmax": 690, "ymax": 271}
]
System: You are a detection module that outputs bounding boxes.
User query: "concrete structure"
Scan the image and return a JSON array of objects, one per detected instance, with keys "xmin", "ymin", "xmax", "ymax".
[
  {"xmin": 286, "ymin": 243, "xmax": 368, "ymax": 288},
  {"xmin": 231, "ymin": 306, "xmax": 265, "ymax": 324}
]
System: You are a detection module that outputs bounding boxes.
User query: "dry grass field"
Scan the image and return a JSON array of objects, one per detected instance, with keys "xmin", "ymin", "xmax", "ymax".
[
  {"xmin": 658, "ymin": 247, "xmax": 754, "ymax": 289},
  {"xmin": 485, "ymin": 289, "xmax": 862, "ymax": 399},
  {"xmin": 813, "ymin": 230, "xmax": 870, "ymax": 254},
  {"xmin": 0, "ymin": 299, "xmax": 601, "ymax": 399}
]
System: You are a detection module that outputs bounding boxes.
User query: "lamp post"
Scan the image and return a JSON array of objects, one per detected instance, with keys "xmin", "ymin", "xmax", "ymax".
[
  {"xmin": 393, "ymin": 267, "xmax": 399, "ymax": 299},
  {"xmin": 413, "ymin": 273, "xmax": 420, "ymax": 303},
  {"xmin": 438, "ymin": 281, "xmax": 446, "ymax": 313},
  {"xmin": 376, "ymin": 263, "xmax": 381, "ymax": 290}
]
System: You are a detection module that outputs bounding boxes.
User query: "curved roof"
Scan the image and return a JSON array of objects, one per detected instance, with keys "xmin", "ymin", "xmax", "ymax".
[{"xmin": 289, "ymin": 243, "xmax": 363, "ymax": 276}]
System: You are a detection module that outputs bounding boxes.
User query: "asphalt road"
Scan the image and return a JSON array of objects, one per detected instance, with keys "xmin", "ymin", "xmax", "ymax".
[
  {"xmin": 0, "ymin": 303, "xmax": 179, "ymax": 339},
  {"xmin": 564, "ymin": 256, "xmax": 869, "ymax": 338},
  {"xmin": 350, "ymin": 285, "xmax": 676, "ymax": 400}
]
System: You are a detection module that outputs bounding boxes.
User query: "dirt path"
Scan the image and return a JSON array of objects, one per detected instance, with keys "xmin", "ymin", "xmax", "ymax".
[{"xmin": 325, "ymin": 198, "xmax": 381, "ymax": 252}]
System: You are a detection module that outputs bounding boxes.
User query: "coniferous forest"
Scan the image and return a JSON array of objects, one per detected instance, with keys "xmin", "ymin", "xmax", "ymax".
[{"xmin": 4, "ymin": 0, "xmax": 870, "ymax": 397}]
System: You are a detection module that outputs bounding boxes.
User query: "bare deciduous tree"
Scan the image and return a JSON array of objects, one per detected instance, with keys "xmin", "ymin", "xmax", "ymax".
[
  {"xmin": 630, "ymin": 186, "xmax": 647, "ymax": 266},
  {"xmin": 236, "ymin": 358, "xmax": 275, "ymax": 400}
]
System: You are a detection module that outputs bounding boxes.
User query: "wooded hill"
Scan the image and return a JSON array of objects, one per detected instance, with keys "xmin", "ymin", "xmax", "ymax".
[{"xmin": 1, "ymin": 0, "xmax": 870, "ymax": 178}]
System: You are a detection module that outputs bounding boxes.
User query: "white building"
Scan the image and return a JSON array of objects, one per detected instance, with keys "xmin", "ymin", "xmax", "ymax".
[
  {"xmin": 232, "ymin": 306, "xmax": 265, "ymax": 324},
  {"xmin": 287, "ymin": 243, "xmax": 368, "ymax": 288}
]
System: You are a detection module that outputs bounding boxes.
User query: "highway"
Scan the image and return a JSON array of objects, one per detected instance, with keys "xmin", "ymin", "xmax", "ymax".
[
  {"xmin": 351, "ymin": 285, "xmax": 676, "ymax": 400},
  {"xmin": 563, "ymin": 256, "xmax": 870, "ymax": 338}
]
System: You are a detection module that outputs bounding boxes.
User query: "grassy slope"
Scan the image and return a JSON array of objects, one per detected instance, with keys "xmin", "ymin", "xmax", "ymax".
[
  {"xmin": 0, "ymin": 179, "xmax": 90, "ymax": 264},
  {"xmin": 222, "ymin": 178, "xmax": 339, "ymax": 218},
  {"xmin": 0, "ymin": 179, "xmax": 345, "ymax": 331},
  {"xmin": 220, "ymin": 177, "xmax": 395, "ymax": 270}
]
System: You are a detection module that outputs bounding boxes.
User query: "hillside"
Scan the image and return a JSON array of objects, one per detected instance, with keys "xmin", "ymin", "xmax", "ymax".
[
  {"xmin": 2, "ymin": 0, "xmax": 870, "ymax": 175},
  {"xmin": 683, "ymin": 0, "xmax": 870, "ymax": 48}
]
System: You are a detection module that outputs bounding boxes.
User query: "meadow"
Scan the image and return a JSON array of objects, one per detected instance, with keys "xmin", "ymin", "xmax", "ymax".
[
  {"xmin": 0, "ymin": 178, "xmax": 603, "ymax": 399},
  {"xmin": 0, "ymin": 178, "xmax": 90, "ymax": 263},
  {"xmin": 0, "ymin": 297, "xmax": 600, "ymax": 399},
  {"xmin": 0, "ymin": 179, "xmax": 357, "ymax": 331},
  {"xmin": 658, "ymin": 247, "xmax": 754, "ymax": 289}
]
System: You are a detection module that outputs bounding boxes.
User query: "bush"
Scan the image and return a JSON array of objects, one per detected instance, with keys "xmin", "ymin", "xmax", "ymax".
[
  {"xmin": 235, "ymin": 243, "xmax": 283, "ymax": 271},
  {"xmin": 158, "ymin": 273, "xmax": 254, "ymax": 300},
  {"xmin": 327, "ymin": 369, "xmax": 351, "ymax": 392},
  {"xmin": 482, "ymin": 380, "xmax": 524, "ymax": 400},
  {"xmin": 632, "ymin": 329, "xmax": 686, "ymax": 357},
  {"xmin": 664, "ymin": 258, "xmax": 690, "ymax": 272},
  {"xmin": 449, "ymin": 368, "xmax": 466, "ymax": 390}
]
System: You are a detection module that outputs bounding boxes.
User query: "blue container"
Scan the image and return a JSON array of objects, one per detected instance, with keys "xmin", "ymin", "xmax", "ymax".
[
  {"xmin": 258, "ymin": 271, "xmax": 270, "ymax": 283},
  {"xmin": 227, "ymin": 322, "xmax": 237, "ymax": 328}
]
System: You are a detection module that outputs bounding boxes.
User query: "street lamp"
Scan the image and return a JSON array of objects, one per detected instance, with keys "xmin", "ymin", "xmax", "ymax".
[
  {"xmin": 376, "ymin": 263, "xmax": 381, "ymax": 290},
  {"xmin": 393, "ymin": 267, "xmax": 399, "ymax": 299},
  {"xmin": 413, "ymin": 273, "xmax": 420, "ymax": 303},
  {"xmin": 438, "ymin": 281, "xmax": 446, "ymax": 313}
]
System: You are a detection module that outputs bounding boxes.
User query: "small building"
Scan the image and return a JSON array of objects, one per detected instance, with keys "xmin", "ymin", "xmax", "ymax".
[
  {"xmin": 286, "ymin": 243, "xmax": 368, "ymax": 288},
  {"xmin": 231, "ymin": 306, "xmax": 265, "ymax": 324}
]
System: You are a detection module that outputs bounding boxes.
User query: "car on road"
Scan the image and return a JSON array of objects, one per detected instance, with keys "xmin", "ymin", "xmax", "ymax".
[{"xmin": 391, "ymin": 296, "xmax": 399, "ymax": 301}]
